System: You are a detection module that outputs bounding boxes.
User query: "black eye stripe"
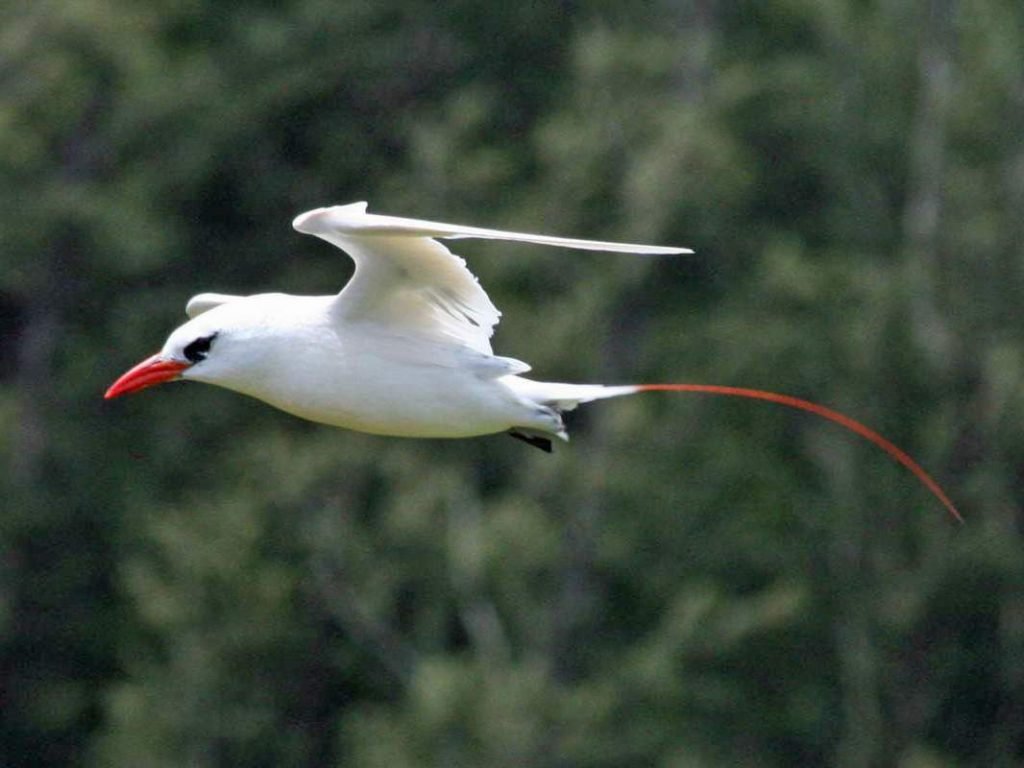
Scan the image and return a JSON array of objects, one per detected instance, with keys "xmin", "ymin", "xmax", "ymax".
[{"xmin": 183, "ymin": 333, "xmax": 217, "ymax": 363}]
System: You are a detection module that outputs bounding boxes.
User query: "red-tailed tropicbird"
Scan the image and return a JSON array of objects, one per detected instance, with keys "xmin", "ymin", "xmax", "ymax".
[{"xmin": 105, "ymin": 202, "xmax": 961, "ymax": 521}]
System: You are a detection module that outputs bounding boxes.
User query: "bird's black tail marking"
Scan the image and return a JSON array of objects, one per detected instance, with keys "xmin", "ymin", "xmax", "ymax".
[{"xmin": 509, "ymin": 430, "xmax": 553, "ymax": 453}]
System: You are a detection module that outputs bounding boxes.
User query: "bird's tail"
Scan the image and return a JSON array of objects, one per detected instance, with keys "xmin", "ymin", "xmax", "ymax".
[{"xmin": 510, "ymin": 378, "xmax": 962, "ymax": 523}]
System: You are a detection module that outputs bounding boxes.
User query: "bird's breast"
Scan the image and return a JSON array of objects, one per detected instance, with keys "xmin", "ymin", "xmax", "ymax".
[{"xmin": 218, "ymin": 330, "xmax": 531, "ymax": 438}]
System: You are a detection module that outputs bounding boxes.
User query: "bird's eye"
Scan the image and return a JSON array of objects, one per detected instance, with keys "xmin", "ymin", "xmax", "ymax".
[{"xmin": 183, "ymin": 333, "xmax": 217, "ymax": 363}]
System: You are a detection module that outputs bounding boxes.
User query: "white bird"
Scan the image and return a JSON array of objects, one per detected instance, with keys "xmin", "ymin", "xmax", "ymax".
[{"xmin": 105, "ymin": 202, "xmax": 961, "ymax": 521}]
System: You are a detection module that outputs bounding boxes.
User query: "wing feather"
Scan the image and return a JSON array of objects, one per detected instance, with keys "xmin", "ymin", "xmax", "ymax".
[
  {"xmin": 331, "ymin": 233, "xmax": 500, "ymax": 354},
  {"xmin": 292, "ymin": 202, "xmax": 689, "ymax": 354}
]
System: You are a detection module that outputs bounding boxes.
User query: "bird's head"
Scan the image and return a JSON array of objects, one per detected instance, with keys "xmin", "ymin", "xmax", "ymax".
[
  {"xmin": 104, "ymin": 293, "xmax": 284, "ymax": 400},
  {"xmin": 104, "ymin": 314, "xmax": 225, "ymax": 400}
]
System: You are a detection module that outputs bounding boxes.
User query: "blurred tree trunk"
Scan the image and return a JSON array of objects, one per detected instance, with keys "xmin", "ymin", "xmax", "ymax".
[
  {"xmin": 829, "ymin": 2, "xmax": 959, "ymax": 766},
  {"xmin": 671, "ymin": 0, "xmax": 716, "ymax": 103},
  {"xmin": 982, "ymin": 37, "xmax": 1024, "ymax": 767},
  {"xmin": 3, "ymin": 78, "xmax": 109, "ymax": 766},
  {"xmin": 902, "ymin": 0, "xmax": 956, "ymax": 368}
]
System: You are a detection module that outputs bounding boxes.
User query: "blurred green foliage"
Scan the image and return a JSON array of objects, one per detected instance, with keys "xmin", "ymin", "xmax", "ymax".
[{"xmin": 3, "ymin": 0, "xmax": 1024, "ymax": 765}]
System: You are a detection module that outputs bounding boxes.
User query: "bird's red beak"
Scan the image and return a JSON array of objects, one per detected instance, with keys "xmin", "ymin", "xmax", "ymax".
[{"xmin": 104, "ymin": 354, "xmax": 190, "ymax": 399}]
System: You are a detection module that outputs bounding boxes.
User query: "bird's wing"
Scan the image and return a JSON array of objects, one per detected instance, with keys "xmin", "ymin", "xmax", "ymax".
[
  {"xmin": 185, "ymin": 293, "xmax": 245, "ymax": 318},
  {"xmin": 292, "ymin": 202, "xmax": 690, "ymax": 355}
]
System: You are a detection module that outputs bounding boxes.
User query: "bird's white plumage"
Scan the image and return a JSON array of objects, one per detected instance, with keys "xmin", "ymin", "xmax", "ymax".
[
  {"xmin": 186, "ymin": 293, "xmax": 244, "ymax": 318},
  {"xmin": 109, "ymin": 202, "xmax": 688, "ymax": 441},
  {"xmin": 292, "ymin": 202, "xmax": 690, "ymax": 356}
]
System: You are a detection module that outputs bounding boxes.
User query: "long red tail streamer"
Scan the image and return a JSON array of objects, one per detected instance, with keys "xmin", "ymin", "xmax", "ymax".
[{"xmin": 637, "ymin": 384, "xmax": 962, "ymax": 523}]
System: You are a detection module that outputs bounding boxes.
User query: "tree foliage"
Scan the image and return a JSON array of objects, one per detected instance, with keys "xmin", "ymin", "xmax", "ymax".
[{"xmin": 3, "ymin": 1, "xmax": 1023, "ymax": 765}]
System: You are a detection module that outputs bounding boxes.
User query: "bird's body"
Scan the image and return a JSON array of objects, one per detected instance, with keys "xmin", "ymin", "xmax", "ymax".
[
  {"xmin": 162, "ymin": 290, "xmax": 633, "ymax": 441},
  {"xmin": 106, "ymin": 202, "xmax": 961, "ymax": 519},
  {"xmin": 187, "ymin": 292, "xmax": 561, "ymax": 442}
]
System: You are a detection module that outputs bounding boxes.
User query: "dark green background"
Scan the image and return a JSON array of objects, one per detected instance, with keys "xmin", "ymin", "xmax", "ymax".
[{"xmin": 3, "ymin": 1, "xmax": 1021, "ymax": 765}]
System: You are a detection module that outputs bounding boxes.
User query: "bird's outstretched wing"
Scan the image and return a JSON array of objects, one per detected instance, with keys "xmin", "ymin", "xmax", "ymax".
[{"xmin": 292, "ymin": 202, "xmax": 690, "ymax": 355}]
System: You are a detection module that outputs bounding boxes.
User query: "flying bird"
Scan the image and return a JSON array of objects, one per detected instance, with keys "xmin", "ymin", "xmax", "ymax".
[{"xmin": 105, "ymin": 203, "xmax": 961, "ymax": 521}]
